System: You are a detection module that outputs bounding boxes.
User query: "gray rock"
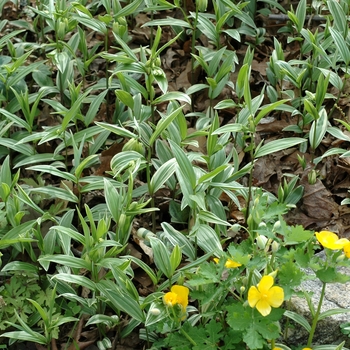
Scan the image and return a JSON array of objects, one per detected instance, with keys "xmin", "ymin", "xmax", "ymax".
[{"xmin": 283, "ymin": 252, "xmax": 350, "ymax": 347}]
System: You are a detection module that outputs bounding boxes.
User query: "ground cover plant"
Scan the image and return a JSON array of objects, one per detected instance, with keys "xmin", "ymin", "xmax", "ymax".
[{"xmin": 2, "ymin": 0, "xmax": 350, "ymax": 349}]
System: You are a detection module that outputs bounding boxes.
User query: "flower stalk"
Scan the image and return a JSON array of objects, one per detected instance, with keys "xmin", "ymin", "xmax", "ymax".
[{"xmin": 306, "ymin": 281, "xmax": 326, "ymax": 347}]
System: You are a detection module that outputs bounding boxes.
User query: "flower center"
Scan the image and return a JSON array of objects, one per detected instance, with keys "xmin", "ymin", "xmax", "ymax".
[{"xmin": 261, "ymin": 292, "xmax": 268, "ymax": 300}]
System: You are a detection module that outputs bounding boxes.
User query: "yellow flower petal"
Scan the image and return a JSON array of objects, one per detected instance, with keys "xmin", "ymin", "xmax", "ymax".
[
  {"xmin": 256, "ymin": 299, "xmax": 272, "ymax": 317},
  {"xmin": 214, "ymin": 257, "xmax": 242, "ymax": 268},
  {"xmin": 248, "ymin": 286, "xmax": 260, "ymax": 307},
  {"xmin": 257, "ymin": 275, "xmax": 274, "ymax": 293},
  {"xmin": 225, "ymin": 258, "xmax": 242, "ymax": 268},
  {"xmin": 315, "ymin": 231, "xmax": 348, "ymax": 250},
  {"xmin": 164, "ymin": 292, "xmax": 178, "ymax": 307},
  {"xmin": 344, "ymin": 242, "xmax": 350, "ymax": 258},
  {"xmin": 267, "ymin": 286, "xmax": 284, "ymax": 308},
  {"xmin": 171, "ymin": 285, "xmax": 189, "ymax": 309}
]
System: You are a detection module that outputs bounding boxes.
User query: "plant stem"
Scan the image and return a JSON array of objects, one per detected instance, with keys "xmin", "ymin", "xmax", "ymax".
[
  {"xmin": 105, "ymin": 35, "xmax": 110, "ymax": 121},
  {"xmin": 245, "ymin": 130, "xmax": 255, "ymax": 223},
  {"xmin": 306, "ymin": 281, "xmax": 326, "ymax": 347},
  {"xmin": 146, "ymin": 147, "xmax": 156, "ymax": 232},
  {"xmin": 180, "ymin": 327, "xmax": 197, "ymax": 346}
]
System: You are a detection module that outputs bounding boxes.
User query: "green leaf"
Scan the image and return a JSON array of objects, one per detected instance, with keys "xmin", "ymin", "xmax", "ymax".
[
  {"xmin": 149, "ymin": 158, "xmax": 177, "ymax": 195},
  {"xmin": 318, "ymin": 68, "xmax": 343, "ymax": 90},
  {"xmin": 95, "ymin": 122, "xmax": 137, "ymax": 139},
  {"xmin": 96, "ymin": 283, "xmax": 145, "ymax": 322},
  {"xmin": 197, "ymin": 210, "xmax": 230, "ymax": 227},
  {"xmin": 14, "ymin": 153, "xmax": 64, "ymax": 168},
  {"xmin": 52, "ymin": 273, "xmax": 97, "ymax": 292},
  {"xmin": 316, "ymin": 267, "xmax": 350, "ymax": 283},
  {"xmin": 330, "ymin": 28, "xmax": 350, "ymax": 66},
  {"xmin": 243, "ymin": 327, "xmax": 264, "ymax": 349},
  {"xmin": 195, "ymin": 224, "xmax": 223, "ymax": 254},
  {"xmin": 327, "ymin": 0, "xmax": 347, "ymax": 37},
  {"xmin": 1, "ymin": 261, "xmax": 39, "ymax": 274},
  {"xmin": 295, "ymin": 0, "xmax": 306, "ymax": 33},
  {"xmin": 26, "ymin": 165, "xmax": 76, "ymax": 182},
  {"xmin": 149, "ymin": 106, "xmax": 184, "ymax": 146},
  {"xmin": 186, "ymin": 84, "xmax": 209, "ymax": 96},
  {"xmin": 284, "ymin": 225, "xmax": 313, "ymax": 245},
  {"xmin": 121, "ymin": 255, "xmax": 158, "ymax": 285},
  {"xmin": 161, "ymin": 222, "xmax": 196, "ymax": 261},
  {"xmin": 319, "ymin": 308, "xmax": 350, "ymax": 321},
  {"xmin": 284, "ymin": 310, "xmax": 311, "ymax": 332},
  {"xmin": 255, "ymin": 99, "xmax": 289, "ymax": 125},
  {"xmin": 255, "ymin": 137, "xmax": 306, "ymax": 158},
  {"xmin": 153, "ymin": 92, "xmax": 191, "ymax": 105},
  {"xmin": 28, "ymin": 186, "xmax": 79, "ymax": 203},
  {"xmin": 115, "ymin": 90, "xmax": 134, "ymax": 109},
  {"xmin": 0, "ymin": 107, "xmax": 31, "ymax": 131},
  {"xmin": 309, "ymin": 108, "xmax": 328, "ymax": 150},
  {"xmin": 86, "ymin": 314, "xmax": 119, "ymax": 327},
  {"xmin": 150, "ymin": 237, "xmax": 173, "ymax": 278},
  {"xmin": 116, "ymin": 0, "xmax": 142, "ymax": 18},
  {"xmin": 169, "ymin": 139, "xmax": 196, "ymax": 191},
  {"xmin": 236, "ymin": 64, "xmax": 249, "ymax": 100},
  {"xmin": 1, "ymin": 330, "xmax": 47, "ymax": 344},
  {"xmin": 38, "ymin": 254, "xmax": 91, "ymax": 271},
  {"xmin": 142, "ymin": 18, "xmax": 192, "ymax": 29},
  {"xmin": 27, "ymin": 298, "xmax": 48, "ymax": 324},
  {"xmin": 170, "ymin": 245, "xmax": 182, "ymax": 273},
  {"xmin": 0, "ymin": 30, "xmax": 25, "ymax": 48},
  {"xmin": 214, "ymin": 99, "xmax": 237, "ymax": 109},
  {"xmin": 85, "ymin": 90, "xmax": 108, "ymax": 126},
  {"xmin": 211, "ymin": 123, "xmax": 243, "ymax": 134}
]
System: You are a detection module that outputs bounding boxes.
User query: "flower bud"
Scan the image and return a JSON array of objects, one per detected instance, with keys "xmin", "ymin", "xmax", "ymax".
[
  {"xmin": 149, "ymin": 308, "xmax": 161, "ymax": 316},
  {"xmin": 271, "ymin": 241, "xmax": 279, "ymax": 253},
  {"xmin": 336, "ymin": 254, "xmax": 346, "ymax": 263},
  {"xmin": 256, "ymin": 235, "xmax": 268, "ymax": 249},
  {"xmin": 118, "ymin": 213, "xmax": 126, "ymax": 229},
  {"xmin": 258, "ymin": 222, "xmax": 266, "ymax": 228},
  {"xmin": 308, "ymin": 169, "xmax": 317, "ymax": 185},
  {"xmin": 155, "ymin": 57, "xmax": 161, "ymax": 67},
  {"xmin": 240, "ymin": 286, "xmax": 245, "ymax": 293},
  {"xmin": 231, "ymin": 223, "xmax": 241, "ymax": 233},
  {"xmin": 152, "ymin": 67, "xmax": 164, "ymax": 77},
  {"xmin": 137, "ymin": 227, "xmax": 155, "ymax": 240},
  {"xmin": 196, "ymin": 0, "xmax": 207, "ymax": 11},
  {"xmin": 122, "ymin": 138, "xmax": 145, "ymax": 156},
  {"xmin": 273, "ymin": 220, "xmax": 281, "ymax": 231},
  {"xmin": 57, "ymin": 19, "xmax": 67, "ymax": 40},
  {"xmin": 268, "ymin": 270, "xmax": 278, "ymax": 278}
]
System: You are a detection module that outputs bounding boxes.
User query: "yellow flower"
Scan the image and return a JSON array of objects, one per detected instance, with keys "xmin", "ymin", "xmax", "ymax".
[
  {"xmin": 213, "ymin": 257, "xmax": 242, "ymax": 268},
  {"xmin": 344, "ymin": 242, "xmax": 350, "ymax": 258},
  {"xmin": 302, "ymin": 348, "xmax": 312, "ymax": 350},
  {"xmin": 315, "ymin": 231, "xmax": 349, "ymax": 250},
  {"xmin": 248, "ymin": 275, "xmax": 284, "ymax": 316},
  {"xmin": 273, "ymin": 348, "xmax": 283, "ymax": 350},
  {"xmin": 163, "ymin": 285, "xmax": 189, "ymax": 311}
]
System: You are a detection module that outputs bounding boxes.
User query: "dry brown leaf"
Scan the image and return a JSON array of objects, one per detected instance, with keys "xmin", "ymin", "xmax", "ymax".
[{"xmin": 300, "ymin": 179, "xmax": 338, "ymax": 220}]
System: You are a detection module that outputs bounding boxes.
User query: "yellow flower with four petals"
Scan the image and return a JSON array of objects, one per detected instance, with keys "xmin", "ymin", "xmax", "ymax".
[{"xmin": 248, "ymin": 275, "xmax": 284, "ymax": 316}]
